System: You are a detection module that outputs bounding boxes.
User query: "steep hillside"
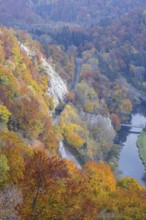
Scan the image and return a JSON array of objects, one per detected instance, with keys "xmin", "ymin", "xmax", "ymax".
[
  {"xmin": 0, "ymin": 2, "xmax": 145, "ymax": 164},
  {"xmin": 0, "ymin": 27, "xmax": 63, "ymax": 155},
  {"xmin": 0, "ymin": 24, "xmax": 137, "ymax": 164}
]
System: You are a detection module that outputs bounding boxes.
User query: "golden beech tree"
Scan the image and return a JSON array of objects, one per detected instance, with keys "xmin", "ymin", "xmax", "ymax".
[
  {"xmin": 18, "ymin": 150, "xmax": 69, "ymax": 220},
  {"xmin": 0, "ymin": 104, "xmax": 11, "ymax": 129},
  {"xmin": 83, "ymin": 161, "xmax": 116, "ymax": 196},
  {"xmin": 60, "ymin": 104, "xmax": 84, "ymax": 149},
  {"xmin": 63, "ymin": 123, "xmax": 84, "ymax": 148},
  {"xmin": 82, "ymin": 161, "xmax": 116, "ymax": 211},
  {"xmin": 19, "ymin": 151, "xmax": 99, "ymax": 220},
  {"xmin": 0, "ymin": 130, "xmax": 29, "ymax": 185}
]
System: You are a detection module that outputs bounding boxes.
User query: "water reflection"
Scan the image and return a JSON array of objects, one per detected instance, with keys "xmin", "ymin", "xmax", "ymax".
[{"xmin": 118, "ymin": 105, "xmax": 146, "ymax": 185}]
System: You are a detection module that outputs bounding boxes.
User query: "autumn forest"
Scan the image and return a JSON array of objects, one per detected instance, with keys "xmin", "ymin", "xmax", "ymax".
[{"xmin": 0, "ymin": 0, "xmax": 146, "ymax": 219}]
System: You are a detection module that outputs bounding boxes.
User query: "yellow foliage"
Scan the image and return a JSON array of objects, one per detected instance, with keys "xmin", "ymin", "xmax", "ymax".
[
  {"xmin": 117, "ymin": 177, "xmax": 143, "ymax": 190},
  {"xmin": 121, "ymin": 99, "xmax": 132, "ymax": 114},
  {"xmin": 0, "ymin": 104, "xmax": 11, "ymax": 128},
  {"xmin": 83, "ymin": 161, "xmax": 116, "ymax": 196},
  {"xmin": 60, "ymin": 105, "xmax": 84, "ymax": 148},
  {"xmin": 84, "ymin": 100, "xmax": 94, "ymax": 113}
]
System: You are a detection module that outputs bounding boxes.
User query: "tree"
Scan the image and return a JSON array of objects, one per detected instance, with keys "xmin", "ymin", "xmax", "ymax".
[
  {"xmin": 19, "ymin": 149, "xmax": 69, "ymax": 220},
  {"xmin": 0, "ymin": 131, "xmax": 27, "ymax": 185},
  {"xmin": 84, "ymin": 100, "xmax": 94, "ymax": 113},
  {"xmin": 83, "ymin": 161, "xmax": 116, "ymax": 197},
  {"xmin": 120, "ymin": 98, "xmax": 132, "ymax": 114},
  {"xmin": 0, "ymin": 65, "xmax": 20, "ymax": 106},
  {"xmin": 12, "ymin": 95, "xmax": 46, "ymax": 139},
  {"xmin": 0, "ymin": 104, "xmax": 11, "ymax": 129},
  {"xmin": 60, "ymin": 104, "xmax": 84, "ymax": 149},
  {"xmin": 111, "ymin": 113, "xmax": 121, "ymax": 130},
  {"xmin": 0, "ymin": 154, "xmax": 9, "ymax": 188},
  {"xmin": 117, "ymin": 177, "xmax": 142, "ymax": 190}
]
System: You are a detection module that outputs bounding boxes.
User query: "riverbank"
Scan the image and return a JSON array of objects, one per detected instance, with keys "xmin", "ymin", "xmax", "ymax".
[{"xmin": 137, "ymin": 131, "xmax": 146, "ymax": 167}]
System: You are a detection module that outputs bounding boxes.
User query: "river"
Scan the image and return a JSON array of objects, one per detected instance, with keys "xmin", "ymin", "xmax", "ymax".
[
  {"xmin": 59, "ymin": 105, "xmax": 146, "ymax": 184},
  {"xmin": 118, "ymin": 105, "xmax": 146, "ymax": 185}
]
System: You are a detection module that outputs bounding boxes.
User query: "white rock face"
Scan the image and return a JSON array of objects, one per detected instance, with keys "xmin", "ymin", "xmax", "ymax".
[
  {"xmin": 94, "ymin": 115, "xmax": 116, "ymax": 149},
  {"xmin": 81, "ymin": 112, "xmax": 115, "ymax": 146},
  {"xmin": 19, "ymin": 43, "xmax": 35, "ymax": 56},
  {"xmin": 81, "ymin": 112, "xmax": 113, "ymax": 127},
  {"xmin": 42, "ymin": 59, "xmax": 68, "ymax": 107},
  {"xmin": 19, "ymin": 43, "xmax": 68, "ymax": 108},
  {"xmin": 96, "ymin": 115, "xmax": 113, "ymax": 129}
]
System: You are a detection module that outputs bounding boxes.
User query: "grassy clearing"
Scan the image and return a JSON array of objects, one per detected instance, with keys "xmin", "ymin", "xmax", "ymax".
[{"xmin": 137, "ymin": 132, "xmax": 146, "ymax": 167}]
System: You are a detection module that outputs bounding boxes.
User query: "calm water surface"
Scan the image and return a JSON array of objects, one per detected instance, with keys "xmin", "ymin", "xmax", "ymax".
[{"xmin": 118, "ymin": 105, "xmax": 146, "ymax": 185}]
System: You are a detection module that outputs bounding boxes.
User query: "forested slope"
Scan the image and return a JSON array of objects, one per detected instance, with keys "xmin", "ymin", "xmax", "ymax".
[
  {"xmin": 88, "ymin": 6, "xmax": 146, "ymax": 89},
  {"xmin": 0, "ymin": 1, "xmax": 146, "ymax": 219},
  {"xmin": 0, "ymin": 27, "xmax": 59, "ymax": 152},
  {"xmin": 0, "ymin": 26, "xmax": 146, "ymax": 220}
]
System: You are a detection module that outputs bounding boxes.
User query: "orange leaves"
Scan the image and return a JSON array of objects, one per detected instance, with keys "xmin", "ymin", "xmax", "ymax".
[
  {"xmin": 83, "ymin": 161, "xmax": 116, "ymax": 196},
  {"xmin": 1, "ymin": 139, "xmax": 145, "ymax": 220},
  {"xmin": 10, "ymin": 96, "xmax": 57, "ymax": 154},
  {"xmin": 0, "ymin": 131, "xmax": 28, "ymax": 185},
  {"xmin": 12, "ymin": 96, "xmax": 44, "ymax": 139},
  {"xmin": 111, "ymin": 113, "xmax": 121, "ymax": 130},
  {"xmin": 121, "ymin": 98, "xmax": 132, "ymax": 114},
  {"xmin": 18, "ymin": 149, "xmax": 69, "ymax": 220}
]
